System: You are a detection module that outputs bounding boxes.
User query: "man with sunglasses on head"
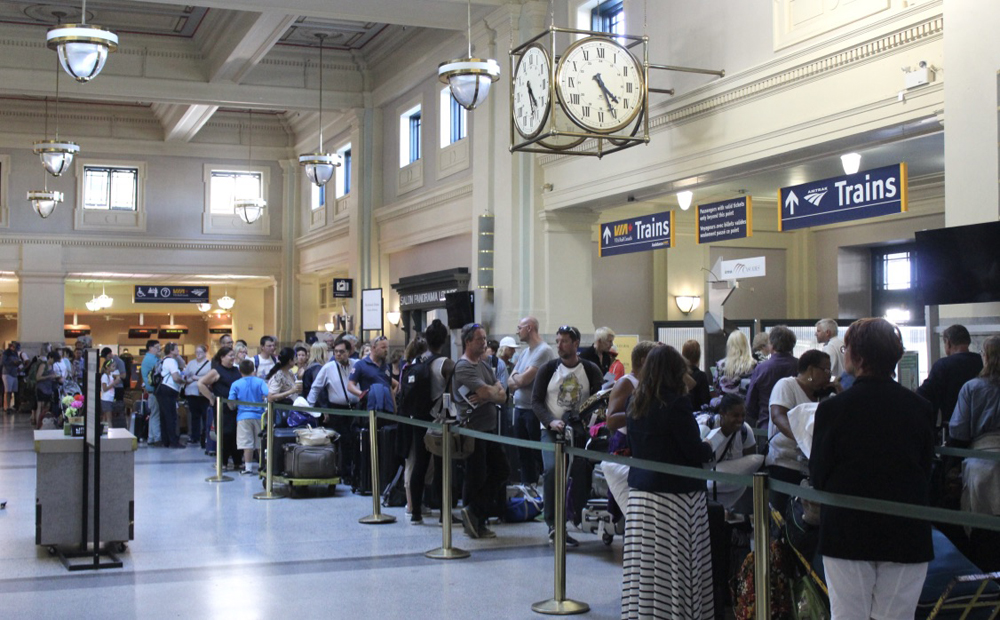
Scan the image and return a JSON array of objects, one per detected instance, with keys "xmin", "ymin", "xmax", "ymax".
[
  {"xmin": 532, "ymin": 325, "xmax": 604, "ymax": 546},
  {"xmin": 308, "ymin": 335, "xmax": 361, "ymax": 484},
  {"xmin": 453, "ymin": 323, "xmax": 510, "ymax": 539},
  {"xmin": 347, "ymin": 335, "xmax": 397, "ymax": 411}
]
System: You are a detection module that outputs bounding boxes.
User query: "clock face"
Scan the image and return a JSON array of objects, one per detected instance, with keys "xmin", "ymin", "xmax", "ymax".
[
  {"xmin": 555, "ymin": 36, "xmax": 644, "ymax": 134},
  {"xmin": 512, "ymin": 45, "xmax": 551, "ymax": 138}
]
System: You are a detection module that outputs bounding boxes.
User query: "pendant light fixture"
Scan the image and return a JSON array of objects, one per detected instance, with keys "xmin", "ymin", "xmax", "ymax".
[
  {"xmin": 217, "ymin": 289, "xmax": 235, "ymax": 311},
  {"xmin": 85, "ymin": 296, "xmax": 100, "ymax": 312},
  {"xmin": 197, "ymin": 302, "xmax": 212, "ymax": 313},
  {"xmin": 35, "ymin": 13, "xmax": 80, "ymax": 177},
  {"xmin": 299, "ymin": 33, "xmax": 341, "ymax": 188},
  {"xmin": 438, "ymin": 0, "xmax": 500, "ymax": 111},
  {"xmin": 46, "ymin": 0, "xmax": 118, "ymax": 83},
  {"xmin": 95, "ymin": 284, "xmax": 113, "ymax": 309},
  {"xmin": 234, "ymin": 108, "xmax": 266, "ymax": 225},
  {"xmin": 27, "ymin": 161, "xmax": 63, "ymax": 219}
]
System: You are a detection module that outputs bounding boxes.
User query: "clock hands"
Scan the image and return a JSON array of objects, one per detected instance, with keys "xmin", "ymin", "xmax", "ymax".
[
  {"xmin": 592, "ymin": 73, "xmax": 619, "ymax": 118},
  {"xmin": 526, "ymin": 81, "xmax": 538, "ymax": 112}
]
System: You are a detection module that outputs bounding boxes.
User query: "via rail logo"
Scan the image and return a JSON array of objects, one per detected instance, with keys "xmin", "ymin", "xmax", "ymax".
[{"xmin": 599, "ymin": 210, "xmax": 674, "ymax": 258}]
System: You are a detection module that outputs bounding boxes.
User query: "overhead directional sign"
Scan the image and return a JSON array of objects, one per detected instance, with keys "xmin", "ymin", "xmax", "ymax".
[
  {"xmin": 778, "ymin": 163, "xmax": 908, "ymax": 231},
  {"xmin": 133, "ymin": 285, "xmax": 210, "ymax": 304},
  {"xmin": 599, "ymin": 210, "xmax": 675, "ymax": 257},
  {"xmin": 697, "ymin": 196, "xmax": 752, "ymax": 243}
]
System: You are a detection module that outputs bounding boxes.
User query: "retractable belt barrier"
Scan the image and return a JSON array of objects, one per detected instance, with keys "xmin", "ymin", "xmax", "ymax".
[{"xmin": 212, "ymin": 398, "xmax": 1000, "ymax": 619}]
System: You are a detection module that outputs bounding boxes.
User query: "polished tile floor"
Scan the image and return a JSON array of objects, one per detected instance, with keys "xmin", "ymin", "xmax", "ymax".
[{"xmin": 0, "ymin": 413, "xmax": 625, "ymax": 619}]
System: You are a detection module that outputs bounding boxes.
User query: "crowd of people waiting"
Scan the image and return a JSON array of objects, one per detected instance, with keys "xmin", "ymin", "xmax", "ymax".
[{"xmin": 3, "ymin": 315, "xmax": 999, "ymax": 619}]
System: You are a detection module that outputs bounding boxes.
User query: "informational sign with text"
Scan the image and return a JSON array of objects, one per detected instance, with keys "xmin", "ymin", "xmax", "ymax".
[
  {"xmin": 599, "ymin": 210, "xmax": 674, "ymax": 257},
  {"xmin": 697, "ymin": 196, "xmax": 752, "ymax": 243},
  {"xmin": 779, "ymin": 163, "xmax": 908, "ymax": 231}
]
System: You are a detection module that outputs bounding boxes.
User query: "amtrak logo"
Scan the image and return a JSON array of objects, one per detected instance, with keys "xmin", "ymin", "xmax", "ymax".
[{"xmin": 804, "ymin": 189, "xmax": 828, "ymax": 207}]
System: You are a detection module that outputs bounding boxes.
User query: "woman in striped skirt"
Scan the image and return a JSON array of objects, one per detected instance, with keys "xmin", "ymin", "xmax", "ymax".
[{"xmin": 622, "ymin": 345, "xmax": 730, "ymax": 619}]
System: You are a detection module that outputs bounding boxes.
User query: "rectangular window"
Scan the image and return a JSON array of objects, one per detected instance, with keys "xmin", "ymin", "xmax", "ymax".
[
  {"xmin": 310, "ymin": 183, "xmax": 325, "ymax": 211},
  {"xmin": 876, "ymin": 251, "xmax": 914, "ymax": 291},
  {"xmin": 439, "ymin": 87, "xmax": 468, "ymax": 148},
  {"xmin": 209, "ymin": 170, "xmax": 262, "ymax": 215},
  {"xmin": 338, "ymin": 147, "xmax": 352, "ymax": 198},
  {"xmin": 592, "ymin": 0, "xmax": 624, "ymax": 35},
  {"xmin": 450, "ymin": 96, "xmax": 466, "ymax": 144},
  {"xmin": 409, "ymin": 111, "xmax": 422, "ymax": 163},
  {"xmin": 83, "ymin": 166, "xmax": 138, "ymax": 211}
]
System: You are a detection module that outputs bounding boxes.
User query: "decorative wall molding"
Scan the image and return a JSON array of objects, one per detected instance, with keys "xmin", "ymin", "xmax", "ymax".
[
  {"xmin": 376, "ymin": 181, "xmax": 473, "ymax": 224},
  {"xmin": 397, "ymin": 159, "xmax": 424, "ymax": 195},
  {"xmin": 0, "ymin": 234, "xmax": 281, "ymax": 252},
  {"xmin": 539, "ymin": 12, "xmax": 943, "ymax": 167},
  {"xmin": 437, "ymin": 137, "xmax": 470, "ymax": 180},
  {"xmin": 376, "ymin": 180, "xmax": 473, "ymax": 255},
  {"xmin": 773, "ymin": 0, "xmax": 892, "ymax": 51}
]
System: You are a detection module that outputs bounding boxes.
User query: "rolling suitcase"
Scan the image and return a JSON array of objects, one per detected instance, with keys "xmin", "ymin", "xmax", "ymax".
[
  {"xmin": 354, "ymin": 425, "xmax": 402, "ymax": 495},
  {"xmin": 284, "ymin": 443, "xmax": 338, "ymax": 479}
]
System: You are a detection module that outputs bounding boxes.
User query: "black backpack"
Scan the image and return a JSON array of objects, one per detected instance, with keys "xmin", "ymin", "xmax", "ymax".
[{"xmin": 399, "ymin": 354, "xmax": 441, "ymax": 421}]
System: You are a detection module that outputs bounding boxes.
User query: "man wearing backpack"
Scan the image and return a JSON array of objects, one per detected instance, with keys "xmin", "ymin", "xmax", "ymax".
[
  {"xmin": 253, "ymin": 335, "xmax": 277, "ymax": 379},
  {"xmin": 140, "ymin": 340, "xmax": 163, "ymax": 446}
]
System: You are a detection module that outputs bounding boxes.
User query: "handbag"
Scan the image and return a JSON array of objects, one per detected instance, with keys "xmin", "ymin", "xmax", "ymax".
[{"xmin": 424, "ymin": 425, "xmax": 475, "ymax": 459}]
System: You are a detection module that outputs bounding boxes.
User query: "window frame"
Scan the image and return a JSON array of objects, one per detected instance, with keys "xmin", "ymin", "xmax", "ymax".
[
  {"xmin": 336, "ymin": 144, "xmax": 352, "ymax": 199},
  {"xmin": 81, "ymin": 164, "xmax": 139, "ymax": 212},
  {"xmin": 871, "ymin": 244, "xmax": 922, "ymax": 325},
  {"xmin": 73, "ymin": 158, "xmax": 147, "ymax": 232},
  {"xmin": 399, "ymin": 103, "xmax": 423, "ymax": 168},
  {"xmin": 591, "ymin": 0, "xmax": 624, "ymax": 35},
  {"xmin": 439, "ymin": 86, "xmax": 468, "ymax": 148},
  {"xmin": 202, "ymin": 163, "xmax": 270, "ymax": 235}
]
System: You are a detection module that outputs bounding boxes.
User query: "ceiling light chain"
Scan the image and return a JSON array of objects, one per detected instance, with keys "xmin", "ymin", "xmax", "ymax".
[
  {"xmin": 299, "ymin": 33, "xmax": 341, "ymax": 188},
  {"xmin": 437, "ymin": 0, "xmax": 500, "ymax": 111}
]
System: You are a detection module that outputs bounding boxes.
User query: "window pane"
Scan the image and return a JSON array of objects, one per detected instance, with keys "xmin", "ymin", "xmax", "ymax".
[
  {"xmin": 884, "ymin": 252, "xmax": 911, "ymax": 290},
  {"xmin": 110, "ymin": 170, "xmax": 136, "ymax": 210},
  {"xmin": 211, "ymin": 171, "xmax": 261, "ymax": 215},
  {"xmin": 409, "ymin": 112, "xmax": 422, "ymax": 163},
  {"xmin": 343, "ymin": 150, "xmax": 351, "ymax": 195},
  {"xmin": 84, "ymin": 168, "xmax": 110, "ymax": 209}
]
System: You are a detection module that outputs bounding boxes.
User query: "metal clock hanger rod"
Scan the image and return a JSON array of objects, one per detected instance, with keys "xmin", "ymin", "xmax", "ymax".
[{"xmin": 646, "ymin": 64, "xmax": 725, "ymax": 96}]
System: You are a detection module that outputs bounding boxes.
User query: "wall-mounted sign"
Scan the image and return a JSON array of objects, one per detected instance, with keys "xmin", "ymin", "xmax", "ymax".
[
  {"xmin": 333, "ymin": 278, "xmax": 354, "ymax": 298},
  {"xmin": 64, "ymin": 326, "xmax": 91, "ymax": 338},
  {"xmin": 697, "ymin": 197, "xmax": 752, "ymax": 243},
  {"xmin": 599, "ymin": 210, "xmax": 675, "ymax": 257},
  {"xmin": 134, "ymin": 286, "xmax": 210, "ymax": 304},
  {"xmin": 209, "ymin": 326, "xmax": 233, "ymax": 335},
  {"xmin": 128, "ymin": 326, "xmax": 157, "ymax": 339},
  {"xmin": 398, "ymin": 288, "xmax": 457, "ymax": 309},
  {"xmin": 361, "ymin": 288, "xmax": 383, "ymax": 332},
  {"xmin": 719, "ymin": 256, "xmax": 766, "ymax": 280},
  {"xmin": 158, "ymin": 325, "xmax": 189, "ymax": 338},
  {"xmin": 778, "ymin": 163, "xmax": 908, "ymax": 231}
]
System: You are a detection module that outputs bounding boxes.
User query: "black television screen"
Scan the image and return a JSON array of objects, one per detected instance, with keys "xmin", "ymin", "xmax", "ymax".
[
  {"xmin": 445, "ymin": 291, "xmax": 475, "ymax": 329},
  {"xmin": 915, "ymin": 221, "xmax": 1000, "ymax": 306}
]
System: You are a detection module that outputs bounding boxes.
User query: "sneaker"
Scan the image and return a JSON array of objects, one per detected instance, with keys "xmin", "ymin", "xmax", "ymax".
[
  {"xmin": 478, "ymin": 524, "xmax": 497, "ymax": 539},
  {"xmin": 240, "ymin": 468, "xmax": 255, "ymax": 476},
  {"xmin": 547, "ymin": 526, "xmax": 579, "ymax": 547},
  {"xmin": 460, "ymin": 507, "xmax": 480, "ymax": 539},
  {"xmin": 410, "ymin": 514, "xmax": 424, "ymax": 525}
]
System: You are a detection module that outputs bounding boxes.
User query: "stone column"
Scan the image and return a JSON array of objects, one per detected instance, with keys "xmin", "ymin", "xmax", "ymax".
[
  {"xmin": 278, "ymin": 159, "xmax": 299, "ymax": 343},
  {"xmin": 17, "ymin": 243, "xmax": 65, "ymax": 346},
  {"xmin": 537, "ymin": 209, "xmax": 600, "ymax": 334}
]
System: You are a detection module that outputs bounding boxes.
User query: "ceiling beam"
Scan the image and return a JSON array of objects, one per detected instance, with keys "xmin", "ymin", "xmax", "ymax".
[
  {"xmin": 120, "ymin": 0, "xmax": 506, "ymax": 31},
  {"xmin": 0, "ymin": 67, "xmax": 364, "ymax": 111},
  {"xmin": 150, "ymin": 103, "xmax": 221, "ymax": 142},
  {"xmin": 203, "ymin": 11, "xmax": 300, "ymax": 83}
]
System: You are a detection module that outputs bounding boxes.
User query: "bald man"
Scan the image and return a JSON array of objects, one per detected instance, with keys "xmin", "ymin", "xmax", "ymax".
[{"xmin": 507, "ymin": 317, "xmax": 555, "ymax": 486}]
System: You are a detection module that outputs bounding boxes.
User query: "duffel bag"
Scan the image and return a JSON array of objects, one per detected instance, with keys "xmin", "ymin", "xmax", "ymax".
[
  {"xmin": 504, "ymin": 486, "xmax": 543, "ymax": 523},
  {"xmin": 284, "ymin": 443, "xmax": 338, "ymax": 479}
]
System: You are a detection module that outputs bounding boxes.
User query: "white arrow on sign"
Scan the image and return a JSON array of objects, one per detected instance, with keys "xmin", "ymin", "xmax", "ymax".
[
  {"xmin": 602, "ymin": 226, "xmax": 612, "ymax": 244},
  {"xmin": 785, "ymin": 190, "xmax": 799, "ymax": 215}
]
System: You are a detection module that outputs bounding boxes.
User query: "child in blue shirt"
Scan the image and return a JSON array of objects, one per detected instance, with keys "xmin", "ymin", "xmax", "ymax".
[{"xmin": 229, "ymin": 359, "xmax": 269, "ymax": 475}]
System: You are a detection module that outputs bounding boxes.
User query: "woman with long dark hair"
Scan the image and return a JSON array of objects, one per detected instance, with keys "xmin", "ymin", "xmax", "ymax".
[
  {"xmin": 267, "ymin": 347, "xmax": 300, "ymax": 405},
  {"xmin": 621, "ymin": 345, "xmax": 727, "ymax": 619},
  {"xmin": 155, "ymin": 342, "xmax": 186, "ymax": 448},
  {"xmin": 197, "ymin": 346, "xmax": 242, "ymax": 468},
  {"xmin": 950, "ymin": 334, "xmax": 1000, "ymax": 571}
]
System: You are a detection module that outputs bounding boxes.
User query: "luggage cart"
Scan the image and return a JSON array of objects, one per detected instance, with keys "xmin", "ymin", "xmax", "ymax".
[{"xmin": 258, "ymin": 415, "xmax": 340, "ymax": 497}]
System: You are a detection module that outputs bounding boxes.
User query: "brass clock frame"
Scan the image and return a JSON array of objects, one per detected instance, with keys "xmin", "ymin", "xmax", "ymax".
[
  {"xmin": 512, "ymin": 43, "xmax": 552, "ymax": 140},
  {"xmin": 509, "ymin": 25, "xmax": 724, "ymax": 159}
]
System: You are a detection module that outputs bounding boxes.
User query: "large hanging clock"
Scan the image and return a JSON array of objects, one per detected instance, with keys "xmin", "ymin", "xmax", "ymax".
[
  {"xmin": 555, "ymin": 36, "xmax": 644, "ymax": 135},
  {"xmin": 512, "ymin": 44, "xmax": 551, "ymax": 139}
]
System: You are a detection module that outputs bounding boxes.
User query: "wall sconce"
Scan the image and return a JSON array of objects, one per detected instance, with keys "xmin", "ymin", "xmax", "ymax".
[
  {"xmin": 675, "ymin": 295, "xmax": 701, "ymax": 314},
  {"xmin": 386, "ymin": 311, "xmax": 401, "ymax": 327}
]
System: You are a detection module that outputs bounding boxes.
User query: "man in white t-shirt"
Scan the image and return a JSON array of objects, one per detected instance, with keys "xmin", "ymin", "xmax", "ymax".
[
  {"xmin": 253, "ymin": 335, "xmax": 277, "ymax": 379},
  {"xmin": 815, "ymin": 318, "xmax": 845, "ymax": 379},
  {"xmin": 507, "ymin": 317, "xmax": 556, "ymax": 487},
  {"xmin": 531, "ymin": 325, "xmax": 604, "ymax": 546}
]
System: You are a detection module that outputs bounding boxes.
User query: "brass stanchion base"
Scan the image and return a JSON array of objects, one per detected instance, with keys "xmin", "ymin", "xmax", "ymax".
[
  {"xmin": 205, "ymin": 475, "xmax": 234, "ymax": 483},
  {"xmin": 530, "ymin": 599, "xmax": 590, "ymax": 615},
  {"xmin": 358, "ymin": 514, "xmax": 396, "ymax": 524},
  {"xmin": 425, "ymin": 546, "xmax": 470, "ymax": 560},
  {"xmin": 252, "ymin": 490, "xmax": 286, "ymax": 500}
]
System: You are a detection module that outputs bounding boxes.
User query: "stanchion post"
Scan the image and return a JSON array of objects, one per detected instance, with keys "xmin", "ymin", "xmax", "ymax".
[
  {"xmin": 254, "ymin": 401, "xmax": 284, "ymax": 500},
  {"xmin": 426, "ymin": 418, "xmax": 469, "ymax": 560},
  {"xmin": 205, "ymin": 396, "xmax": 233, "ymax": 483},
  {"xmin": 359, "ymin": 409, "xmax": 396, "ymax": 524},
  {"xmin": 532, "ymin": 433, "xmax": 589, "ymax": 615},
  {"xmin": 752, "ymin": 472, "xmax": 770, "ymax": 620}
]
